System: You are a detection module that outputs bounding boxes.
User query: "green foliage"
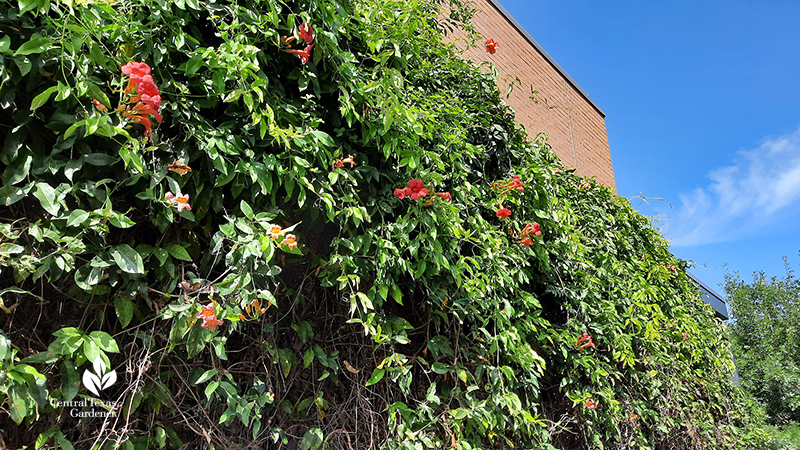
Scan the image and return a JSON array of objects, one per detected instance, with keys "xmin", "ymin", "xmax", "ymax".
[
  {"xmin": 0, "ymin": 0, "xmax": 765, "ymax": 448},
  {"xmin": 726, "ymin": 267, "xmax": 800, "ymax": 424},
  {"xmin": 762, "ymin": 423, "xmax": 800, "ymax": 450}
]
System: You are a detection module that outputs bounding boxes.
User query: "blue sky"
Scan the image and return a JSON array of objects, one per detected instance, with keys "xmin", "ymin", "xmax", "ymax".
[{"xmin": 496, "ymin": 0, "xmax": 800, "ymax": 297}]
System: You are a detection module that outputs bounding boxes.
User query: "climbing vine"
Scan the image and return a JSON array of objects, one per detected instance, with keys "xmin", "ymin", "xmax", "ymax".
[{"xmin": 0, "ymin": 0, "xmax": 766, "ymax": 449}]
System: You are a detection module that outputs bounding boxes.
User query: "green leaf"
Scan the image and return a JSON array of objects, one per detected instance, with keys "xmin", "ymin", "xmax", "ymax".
[
  {"xmin": 90, "ymin": 331, "xmax": 120, "ymax": 353},
  {"xmin": 366, "ymin": 368, "xmax": 385, "ymax": 386},
  {"xmin": 119, "ymin": 147, "xmax": 144, "ymax": 173},
  {"xmin": 83, "ymin": 153, "xmax": 118, "ymax": 166},
  {"xmin": 432, "ymin": 362, "xmax": 450, "ymax": 374},
  {"xmin": 114, "ymin": 296, "xmax": 135, "ymax": 327},
  {"xmin": 0, "ymin": 182, "xmax": 33, "ymax": 206},
  {"xmin": 81, "ymin": 338, "xmax": 100, "ymax": 365},
  {"xmin": 14, "ymin": 34, "xmax": 51, "ymax": 56},
  {"xmin": 8, "ymin": 386, "xmax": 27, "ymax": 424},
  {"xmin": 0, "ymin": 243, "xmax": 24, "ymax": 255},
  {"xmin": 212, "ymin": 340, "xmax": 227, "ymax": 360},
  {"xmin": 291, "ymin": 321, "xmax": 314, "ymax": 344},
  {"xmin": 66, "ymin": 209, "xmax": 89, "ymax": 227},
  {"xmin": 35, "ymin": 426, "xmax": 60, "ymax": 449},
  {"xmin": 105, "ymin": 210, "xmax": 135, "ymax": 228},
  {"xmin": 111, "ymin": 244, "xmax": 145, "ymax": 274},
  {"xmin": 55, "ymin": 431, "xmax": 76, "ymax": 450},
  {"xmin": 2, "ymin": 151, "xmax": 33, "ymax": 186},
  {"xmin": 74, "ymin": 264, "xmax": 102, "ymax": 290},
  {"xmin": 391, "ymin": 285, "xmax": 403, "ymax": 305},
  {"xmin": 240, "ymin": 199, "xmax": 254, "ymax": 219},
  {"xmin": 276, "ymin": 348, "xmax": 295, "ymax": 377},
  {"xmin": 185, "ymin": 54, "xmax": 204, "ymax": 75},
  {"xmin": 153, "ymin": 248, "xmax": 169, "ymax": 266},
  {"xmin": 300, "ymin": 428, "xmax": 323, "ymax": 450},
  {"xmin": 30, "ymin": 85, "xmax": 58, "ymax": 110},
  {"xmin": 303, "ymin": 348, "xmax": 314, "ymax": 368},
  {"xmin": 165, "ymin": 244, "xmax": 192, "ymax": 261},
  {"xmin": 383, "ymin": 107, "xmax": 394, "ymax": 134},
  {"xmin": 312, "ymin": 130, "xmax": 335, "ymax": 147},
  {"xmin": 194, "ymin": 369, "xmax": 217, "ymax": 385},
  {"xmin": 89, "ymin": 41, "xmax": 106, "ymax": 66},
  {"xmin": 205, "ymin": 381, "xmax": 219, "ymax": 400},
  {"xmin": 356, "ymin": 292, "xmax": 373, "ymax": 310},
  {"xmin": 186, "ymin": 321, "xmax": 205, "ymax": 358},
  {"xmin": 86, "ymin": 83, "xmax": 111, "ymax": 112},
  {"xmin": 19, "ymin": 351, "xmax": 58, "ymax": 364},
  {"xmin": 33, "ymin": 182, "xmax": 60, "ymax": 215},
  {"xmin": 61, "ymin": 360, "xmax": 80, "ymax": 402}
]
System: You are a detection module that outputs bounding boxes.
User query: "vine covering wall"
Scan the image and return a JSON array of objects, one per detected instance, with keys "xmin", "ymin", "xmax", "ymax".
[{"xmin": 0, "ymin": 0, "xmax": 764, "ymax": 448}]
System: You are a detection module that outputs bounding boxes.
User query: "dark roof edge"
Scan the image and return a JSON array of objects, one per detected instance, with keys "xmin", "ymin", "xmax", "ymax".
[
  {"xmin": 484, "ymin": 0, "xmax": 606, "ymax": 118},
  {"xmin": 686, "ymin": 272, "xmax": 726, "ymax": 304}
]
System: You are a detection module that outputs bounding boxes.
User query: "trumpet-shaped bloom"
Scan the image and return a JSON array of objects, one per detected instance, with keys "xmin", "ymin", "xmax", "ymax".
[
  {"xmin": 165, "ymin": 191, "xmax": 191, "ymax": 212},
  {"xmin": 201, "ymin": 315, "xmax": 223, "ymax": 332},
  {"xmin": 140, "ymin": 93, "xmax": 162, "ymax": 110},
  {"xmin": 519, "ymin": 237, "xmax": 533, "ymax": 247},
  {"xmin": 197, "ymin": 303, "xmax": 223, "ymax": 331},
  {"xmin": 135, "ymin": 75, "xmax": 159, "ymax": 96},
  {"xmin": 496, "ymin": 207, "xmax": 512, "ymax": 219},
  {"xmin": 129, "ymin": 101, "xmax": 162, "ymax": 123},
  {"xmin": 269, "ymin": 224, "xmax": 285, "ymax": 239},
  {"xmin": 485, "ymin": 38, "xmax": 499, "ymax": 54},
  {"xmin": 407, "ymin": 179, "xmax": 429, "ymax": 200},
  {"xmin": 510, "ymin": 175, "xmax": 524, "ymax": 191},
  {"xmin": 123, "ymin": 112, "xmax": 153, "ymax": 139},
  {"xmin": 576, "ymin": 332, "xmax": 596, "ymax": 350},
  {"xmin": 333, "ymin": 155, "xmax": 356, "ymax": 169},
  {"xmin": 197, "ymin": 303, "xmax": 215, "ymax": 319},
  {"xmin": 520, "ymin": 222, "xmax": 542, "ymax": 237},
  {"xmin": 435, "ymin": 192, "xmax": 451, "ymax": 202},
  {"xmin": 299, "ymin": 23, "xmax": 314, "ymax": 44},
  {"xmin": 120, "ymin": 61, "xmax": 163, "ymax": 141},
  {"xmin": 585, "ymin": 399, "xmax": 598, "ymax": 410},
  {"xmin": 121, "ymin": 61, "xmax": 151, "ymax": 77},
  {"xmin": 281, "ymin": 35, "xmax": 296, "ymax": 47},
  {"xmin": 394, "ymin": 188, "xmax": 409, "ymax": 199},
  {"xmin": 285, "ymin": 45, "xmax": 314, "ymax": 64},
  {"xmin": 283, "ymin": 234, "xmax": 298, "ymax": 250},
  {"xmin": 92, "ymin": 98, "xmax": 108, "ymax": 111}
]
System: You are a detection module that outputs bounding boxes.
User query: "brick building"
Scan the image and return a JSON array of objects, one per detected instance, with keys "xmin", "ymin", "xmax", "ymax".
[{"xmin": 449, "ymin": 0, "xmax": 616, "ymax": 191}]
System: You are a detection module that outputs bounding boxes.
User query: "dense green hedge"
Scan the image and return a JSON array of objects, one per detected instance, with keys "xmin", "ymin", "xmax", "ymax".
[
  {"xmin": 0, "ymin": 0, "xmax": 765, "ymax": 448},
  {"xmin": 726, "ymin": 269, "xmax": 800, "ymax": 425}
]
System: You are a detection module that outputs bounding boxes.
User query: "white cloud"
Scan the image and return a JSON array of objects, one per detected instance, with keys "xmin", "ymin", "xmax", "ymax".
[{"xmin": 663, "ymin": 125, "xmax": 800, "ymax": 247}]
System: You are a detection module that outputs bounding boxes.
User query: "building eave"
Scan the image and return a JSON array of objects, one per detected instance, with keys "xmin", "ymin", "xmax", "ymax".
[{"xmin": 687, "ymin": 272, "xmax": 729, "ymax": 320}]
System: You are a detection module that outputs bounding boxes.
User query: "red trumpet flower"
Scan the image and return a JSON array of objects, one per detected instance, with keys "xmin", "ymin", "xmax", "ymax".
[
  {"xmin": 576, "ymin": 332, "xmax": 596, "ymax": 350},
  {"xmin": 285, "ymin": 45, "xmax": 314, "ymax": 64},
  {"xmin": 485, "ymin": 38, "xmax": 498, "ymax": 54},
  {"xmin": 299, "ymin": 23, "xmax": 314, "ymax": 44},
  {"xmin": 496, "ymin": 207, "xmax": 512, "ymax": 219}
]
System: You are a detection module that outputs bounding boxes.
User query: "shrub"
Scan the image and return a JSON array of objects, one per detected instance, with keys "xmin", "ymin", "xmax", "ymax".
[{"xmin": 726, "ymin": 268, "xmax": 800, "ymax": 425}]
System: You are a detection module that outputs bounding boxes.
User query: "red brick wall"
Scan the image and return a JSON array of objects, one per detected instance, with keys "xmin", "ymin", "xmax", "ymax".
[{"xmin": 446, "ymin": 0, "xmax": 616, "ymax": 190}]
